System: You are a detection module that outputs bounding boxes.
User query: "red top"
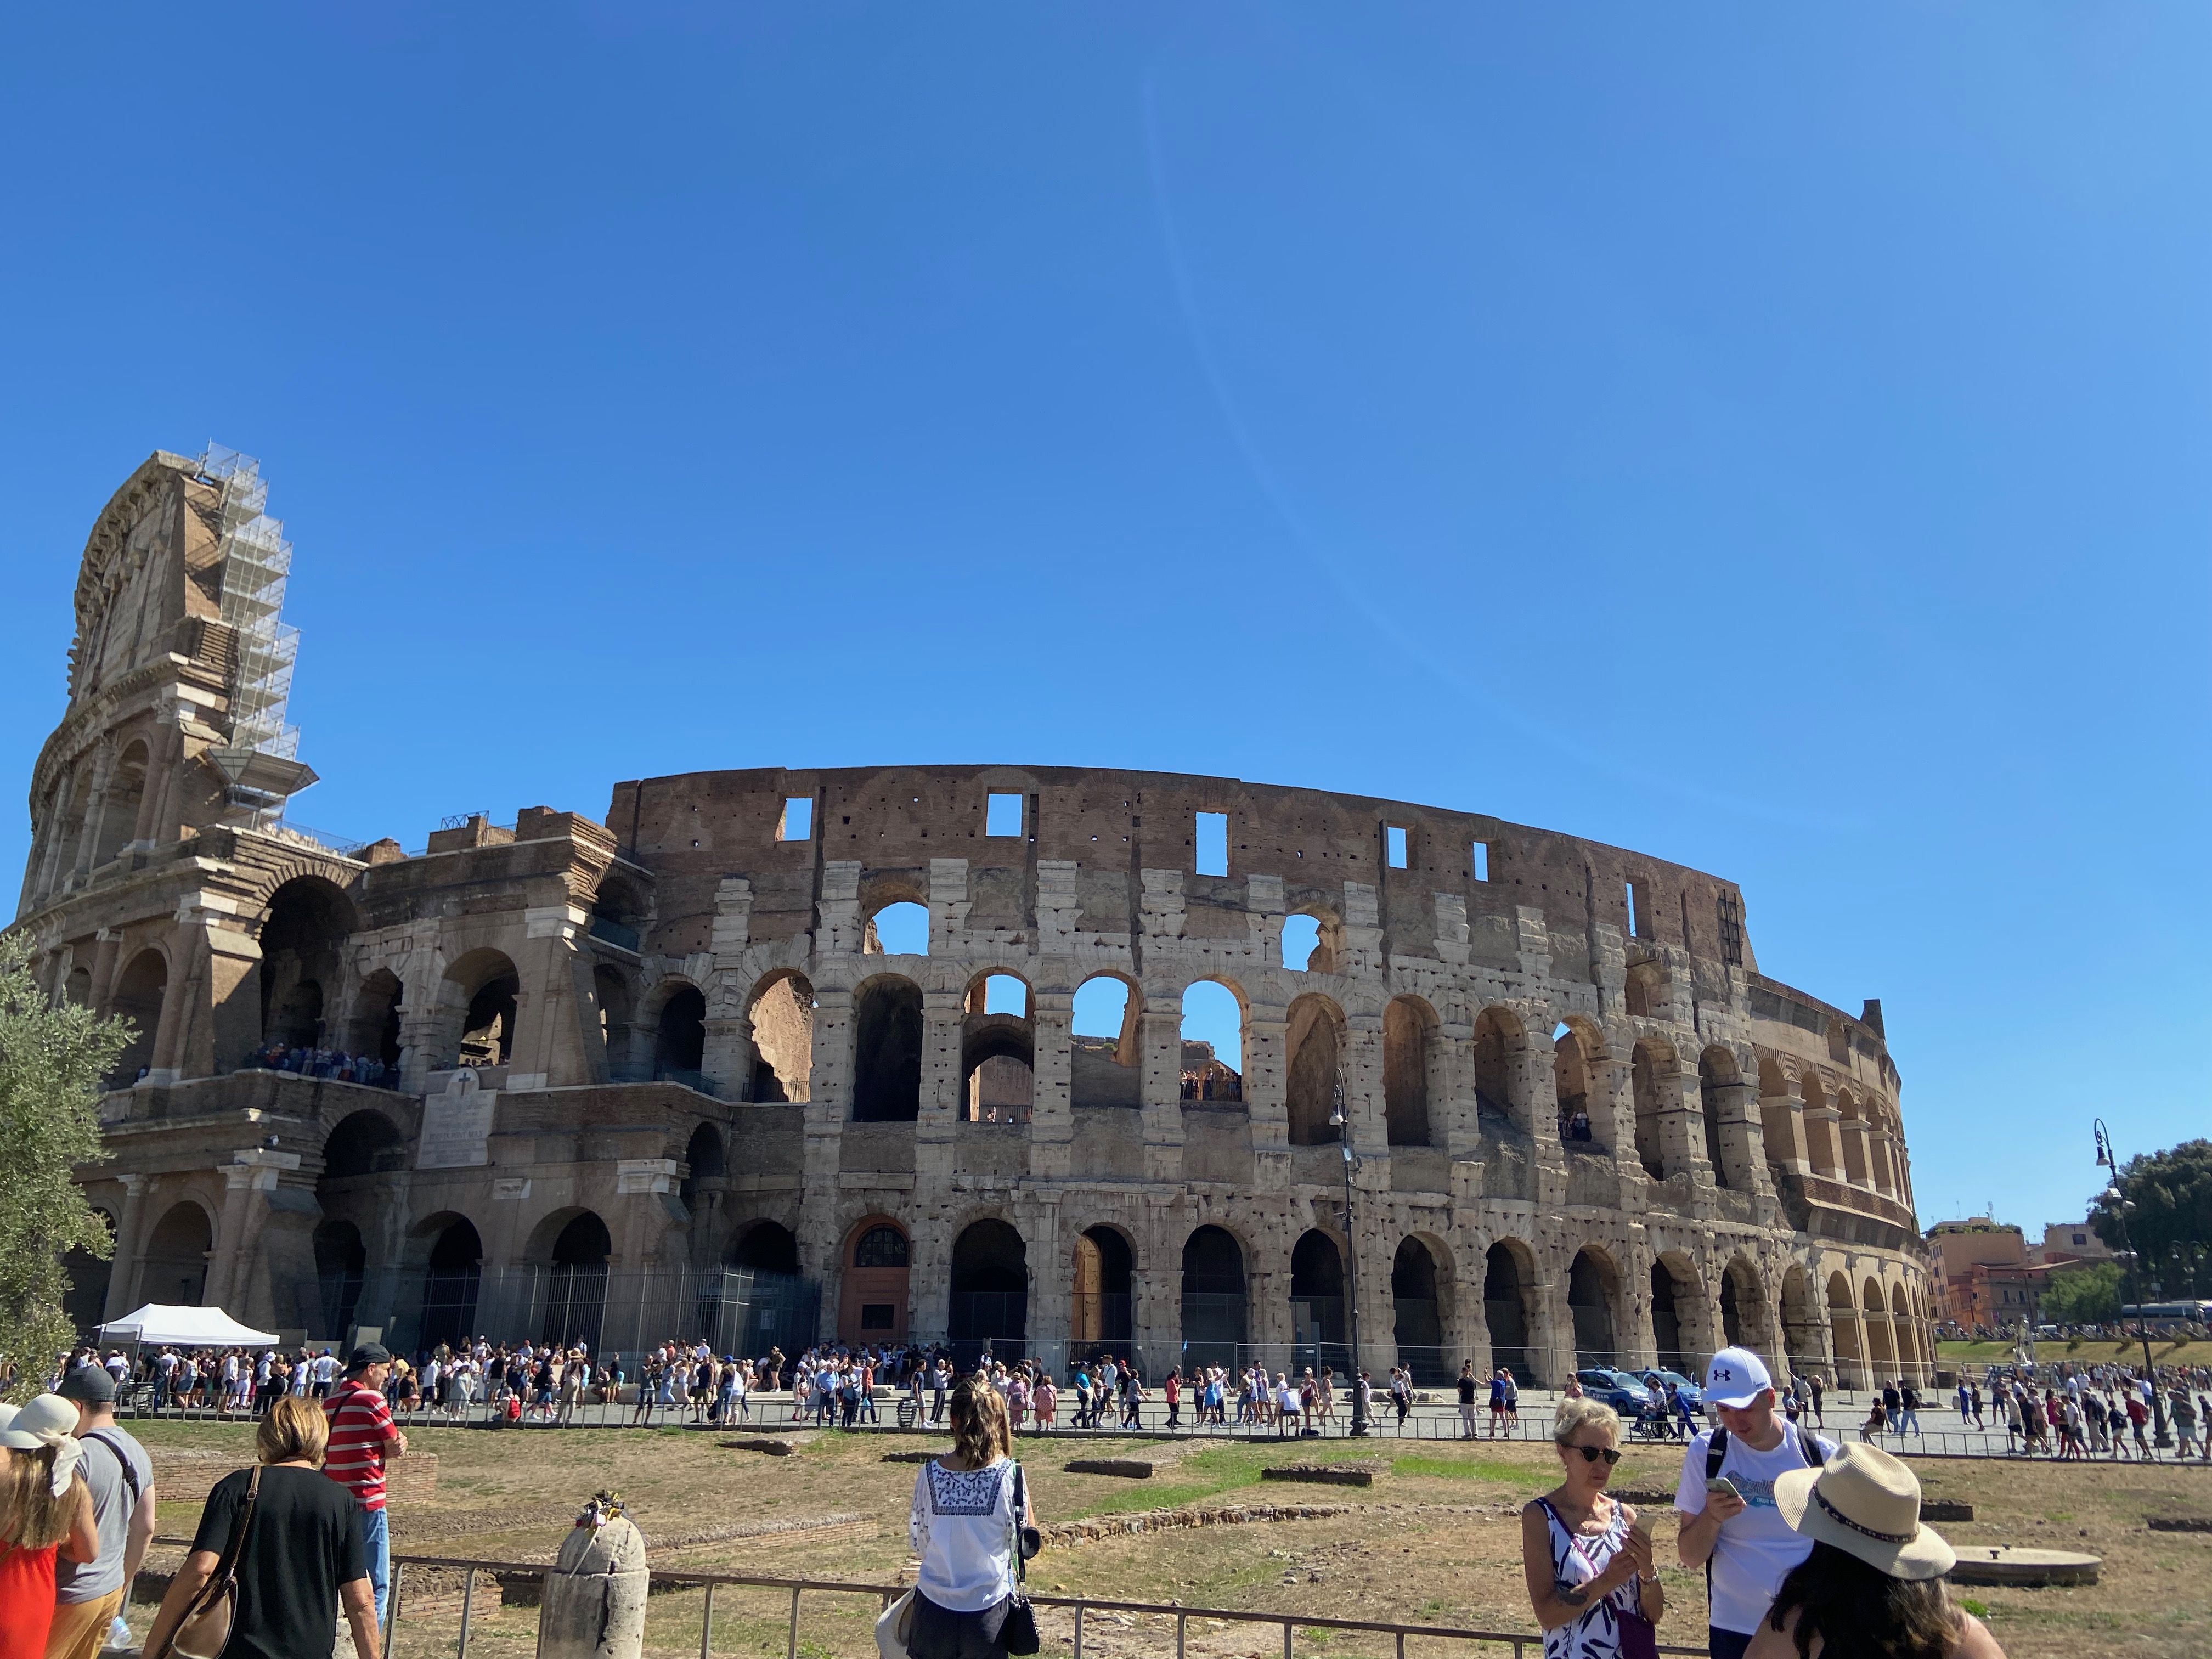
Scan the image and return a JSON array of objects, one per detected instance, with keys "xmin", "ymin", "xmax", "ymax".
[
  {"xmin": 324, "ymin": 1378, "xmax": 398, "ymax": 1510},
  {"xmin": 0, "ymin": 1542, "xmax": 59, "ymax": 1659}
]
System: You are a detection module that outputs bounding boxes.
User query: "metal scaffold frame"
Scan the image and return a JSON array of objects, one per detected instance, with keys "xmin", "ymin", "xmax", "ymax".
[{"xmin": 200, "ymin": 444, "xmax": 301, "ymax": 761}]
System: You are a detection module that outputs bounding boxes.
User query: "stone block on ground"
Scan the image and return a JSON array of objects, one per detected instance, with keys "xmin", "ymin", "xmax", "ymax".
[
  {"xmin": 1945, "ymin": 1547, "xmax": 2099, "ymax": 1588},
  {"xmin": 1065, "ymin": 1458, "xmax": 1153, "ymax": 1479},
  {"xmin": 1260, "ymin": 1465, "xmax": 1375, "ymax": 1487},
  {"xmin": 721, "ymin": 1438, "xmax": 800, "ymax": 1455}
]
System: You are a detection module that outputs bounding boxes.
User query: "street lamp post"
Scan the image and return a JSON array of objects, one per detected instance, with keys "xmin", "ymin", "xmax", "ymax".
[
  {"xmin": 2093, "ymin": 1118, "xmax": 2172, "ymax": 1449},
  {"xmin": 1330, "ymin": 1076, "xmax": 1370, "ymax": 1437}
]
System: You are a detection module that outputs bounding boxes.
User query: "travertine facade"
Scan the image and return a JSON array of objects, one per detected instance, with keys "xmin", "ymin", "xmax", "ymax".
[{"xmin": 17, "ymin": 451, "xmax": 1936, "ymax": 1384}]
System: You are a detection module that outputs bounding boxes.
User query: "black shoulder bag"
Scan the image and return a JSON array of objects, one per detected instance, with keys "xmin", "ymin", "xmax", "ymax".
[{"xmin": 1001, "ymin": 1463, "xmax": 1041, "ymax": 1656}]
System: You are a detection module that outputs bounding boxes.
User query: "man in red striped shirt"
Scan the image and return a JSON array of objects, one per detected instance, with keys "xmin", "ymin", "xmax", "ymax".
[{"xmin": 324, "ymin": 1342, "xmax": 408, "ymax": 1624}]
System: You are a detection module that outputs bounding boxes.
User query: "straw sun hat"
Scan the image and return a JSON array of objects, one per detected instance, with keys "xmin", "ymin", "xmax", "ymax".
[{"xmin": 1774, "ymin": 1442, "xmax": 1956, "ymax": 1581}]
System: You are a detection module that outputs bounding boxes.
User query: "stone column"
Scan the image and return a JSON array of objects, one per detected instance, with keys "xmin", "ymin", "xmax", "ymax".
[
  {"xmin": 1028, "ymin": 993, "xmax": 1073, "ymax": 1180},
  {"xmin": 1244, "ymin": 1009, "xmax": 1289, "ymax": 1188},
  {"xmin": 208, "ymin": 1150, "xmax": 302, "ymax": 1310},
  {"xmin": 1712, "ymin": 1079, "xmax": 1768, "ymax": 1194},
  {"xmin": 104, "ymin": 1173, "xmax": 150, "ymax": 1320},
  {"xmin": 67, "ymin": 742, "xmax": 116, "ymax": 885},
  {"xmin": 1660, "ymin": 1056, "xmax": 1709, "ymax": 1185},
  {"xmin": 1138, "ymin": 1005, "xmax": 1184, "ymax": 1182},
  {"xmin": 1342, "ymin": 1013, "xmax": 1385, "ymax": 1158}
]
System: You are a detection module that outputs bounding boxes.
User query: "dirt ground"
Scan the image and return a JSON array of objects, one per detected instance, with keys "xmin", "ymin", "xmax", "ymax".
[{"xmin": 129, "ymin": 1419, "xmax": 2212, "ymax": 1659}]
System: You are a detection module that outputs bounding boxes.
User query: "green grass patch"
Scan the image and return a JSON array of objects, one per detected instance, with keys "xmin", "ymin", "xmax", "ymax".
[{"xmin": 1391, "ymin": 1455, "xmax": 1550, "ymax": 1487}]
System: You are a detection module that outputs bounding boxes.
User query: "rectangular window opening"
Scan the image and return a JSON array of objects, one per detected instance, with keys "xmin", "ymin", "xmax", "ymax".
[
  {"xmin": 777, "ymin": 797, "xmax": 814, "ymax": 842},
  {"xmin": 985, "ymin": 792, "xmax": 1024, "ymax": 837},
  {"xmin": 1385, "ymin": 825, "xmax": 1408, "ymax": 869},
  {"xmin": 1195, "ymin": 811, "xmax": 1229, "ymax": 877},
  {"xmin": 1471, "ymin": 840, "xmax": 1489, "ymax": 883},
  {"xmin": 1716, "ymin": 890, "xmax": 1744, "ymax": 967},
  {"xmin": 1625, "ymin": 878, "xmax": 1646, "ymax": 940},
  {"xmin": 860, "ymin": 1304, "xmax": 894, "ymax": 1330}
]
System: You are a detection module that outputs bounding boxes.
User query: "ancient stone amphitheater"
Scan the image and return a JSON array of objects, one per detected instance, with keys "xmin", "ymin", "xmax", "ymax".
[{"xmin": 18, "ymin": 450, "xmax": 1933, "ymax": 1385}]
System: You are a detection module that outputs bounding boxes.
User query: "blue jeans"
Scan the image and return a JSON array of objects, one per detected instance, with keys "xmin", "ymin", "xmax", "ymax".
[
  {"xmin": 1709, "ymin": 1627, "xmax": 1753, "ymax": 1659},
  {"xmin": 362, "ymin": 1505, "xmax": 391, "ymax": 1624}
]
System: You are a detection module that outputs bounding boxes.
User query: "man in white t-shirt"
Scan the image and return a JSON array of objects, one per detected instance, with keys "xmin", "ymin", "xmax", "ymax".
[{"xmin": 1674, "ymin": 1346, "xmax": 1836, "ymax": 1659}]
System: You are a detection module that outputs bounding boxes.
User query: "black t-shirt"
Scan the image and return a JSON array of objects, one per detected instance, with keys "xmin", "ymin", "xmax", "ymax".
[
  {"xmin": 1458, "ymin": 1375, "xmax": 1477, "ymax": 1404},
  {"xmin": 191, "ymin": 1465, "xmax": 368, "ymax": 1659}
]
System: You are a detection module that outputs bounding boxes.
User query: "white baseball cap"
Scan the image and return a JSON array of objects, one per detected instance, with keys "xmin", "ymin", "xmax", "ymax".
[{"xmin": 1702, "ymin": 1346, "xmax": 1775, "ymax": 1408}]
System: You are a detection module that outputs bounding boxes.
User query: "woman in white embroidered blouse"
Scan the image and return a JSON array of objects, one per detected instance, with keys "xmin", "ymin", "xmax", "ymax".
[{"xmin": 905, "ymin": 1378, "xmax": 1036, "ymax": 1659}]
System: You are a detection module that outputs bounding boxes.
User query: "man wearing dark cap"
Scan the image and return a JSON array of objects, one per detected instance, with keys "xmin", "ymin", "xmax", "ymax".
[
  {"xmin": 324, "ymin": 1344, "xmax": 407, "ymax": 1624},
  {"xmin": 49, "ymin": 1365, "xmax": 156, "ymax": 1659}
]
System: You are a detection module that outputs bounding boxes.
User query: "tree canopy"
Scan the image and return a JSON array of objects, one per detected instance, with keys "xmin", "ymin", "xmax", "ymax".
[
  {"xmin": 2039, "ymin": 1260, "xmax": 2122, "ymax": 1324},
  {"xmin": 2092, "ymin": 1139, "xmax": 2212, "ymax": 1291},
  {"xmin": 0, "ymin": 935, "xmax": 128, "ymax": 1394}
]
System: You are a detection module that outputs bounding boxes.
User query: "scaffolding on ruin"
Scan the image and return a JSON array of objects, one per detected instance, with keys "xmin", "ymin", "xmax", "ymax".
[{"xmin": 199, "ymin": 444, "xmax": 301, "ymax": 761}]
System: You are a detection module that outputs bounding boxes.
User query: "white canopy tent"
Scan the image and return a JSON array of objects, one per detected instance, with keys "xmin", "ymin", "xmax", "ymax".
[{"xmin": 98, "ymin": 1304, "xmax": 282, "ymax": 1348}]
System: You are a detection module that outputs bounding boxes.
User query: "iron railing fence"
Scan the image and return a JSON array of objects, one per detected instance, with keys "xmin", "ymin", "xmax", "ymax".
[{"xmin": 148, "ymin": 1548, "xmax": 1703, "ymax": 1659}]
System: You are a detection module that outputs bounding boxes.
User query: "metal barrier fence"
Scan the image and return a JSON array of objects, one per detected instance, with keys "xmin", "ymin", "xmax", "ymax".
[{"xmin": 365, "ymin": 1553, "xmax": 1710, "ymax": 1659}]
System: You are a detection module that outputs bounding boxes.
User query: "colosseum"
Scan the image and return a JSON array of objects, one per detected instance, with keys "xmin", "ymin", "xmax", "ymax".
[{"xmin": 17, "ymin": 449, "xmax": 1934, "ymax": 1387}]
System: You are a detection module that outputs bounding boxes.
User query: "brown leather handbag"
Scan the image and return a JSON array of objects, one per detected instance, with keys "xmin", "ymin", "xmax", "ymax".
[{"xmin": 153, "ymin": 1464, "xmax": 262, "ymax": 1659}]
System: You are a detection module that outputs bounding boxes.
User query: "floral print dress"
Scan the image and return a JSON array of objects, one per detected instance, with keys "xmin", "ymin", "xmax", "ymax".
[{"xmin": 1536, "ymin": 1497, "xmax": 1644, "ymax": 1659}]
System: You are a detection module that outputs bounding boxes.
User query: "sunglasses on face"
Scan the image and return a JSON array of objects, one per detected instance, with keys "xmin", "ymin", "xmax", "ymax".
[{"xmin": 1567, "ymin": 1444, "xmax": 1623, "ymax": 1465}]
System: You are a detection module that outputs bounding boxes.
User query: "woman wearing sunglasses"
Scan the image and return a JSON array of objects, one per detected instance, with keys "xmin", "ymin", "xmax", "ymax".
[{"xmin": 1520, "ymin": 1398, "xmax": 1663, "ymax": 1658}]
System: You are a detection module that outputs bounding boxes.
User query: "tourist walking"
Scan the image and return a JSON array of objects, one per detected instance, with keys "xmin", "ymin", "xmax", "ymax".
[
  {"xmin": 1518, "ymin": 1397, "xmax": 1661, "ymax": 1657},
  {"xmin": 141, "ymin": 1397, "xmax": 382, "ymax": 1659},
  {"xmin": 902, "ymin": 1380, "xmax": 1036, "ymax": 1659},
  {"xmin": 1747, "ymin": 1442, "xmax": 2004, "ymax": 1658},
  {"xmin": 1674, "ymin": 1347, "xmax": 1836, "ymax": 1659},
  {"xmin": 47, "ymin": 1367, "xmax": 154, "ymax": 1659},
  {"xmin": 323, "ymin": 1344, "xmax": 407, "ymax": 1625}
]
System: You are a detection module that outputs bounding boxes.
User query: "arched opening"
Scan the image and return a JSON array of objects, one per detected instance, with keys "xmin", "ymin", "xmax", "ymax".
[
  {"xmin": 1284, "ymin": 995, "xmax": 1343, "ymax": 1146},
  {"xmin": 314, "ymin": 1220, "xmax": 368, "ymax": 1339},
  {"xmin": 1624, "ymin": 960, "xmax": 1665, "ymax": 1019},
  {"xmin": 588, "ymin": 871, "xmax": 650, "ymax": 952},
  {"xmin": 259, "ymin": 877, "xmax": 358, "ymax": 1050},
  {"xmin": 1699, "ymin": 1047, "xmax": 1739, "ymax": 1188},
  {"xmin": 142, "ymin": 1201, "xmax": 212, "ymax": 1306},
  {"xmin": 1181, "ymin": 1225, "xmax": 1246, "ymax": 1365},
  {"xmin": 679, "ymin": 1123, "xmax": 726, "ymax": 1250},
  {"xmin": 1071, "ymin": 974, "xmax": 1141, "ymax": 1108},
  {"xmin": 1650, "ymin": 1254, "xmax": 1709, "ymax": 1375},
  {"xmin": 1392, "ymin": 1238, "xmax": 1446, "ymax": 1383},
  {"xmin": 62, "ymin": 1210, "xmax": 117, "ymax": 1335},
  {"xmin": 539, "ymin": 1210, "xmax": 612, "ymax": 1350},
  {"xmin": 1722, "ymin": 1255, "xmax": 1768, "ymax": 1354},
  {"xmin": 109, "ymin": 949, "xmax": 166, "ymax": 1085},
  {"xmin": 1758, "ymin": 1057, "xmax": 1795, "ymax": 1172},
  {"xmin": 1472, "ymin": 1007, "xmax": 1523, "ymax": 1129},
  {"xmin": 1383, "ymin": 997, "xmax": 1434, "ymax": 1147},
  {"xmin": 1889, "ymin": 1282, "xmax": 1916, "ymax": 1379},
  {"xmin": 1630, "ymin": 1039, "xmax": 1671, "ymax": 1180},
  {"xmin": 653, "ymin": 984, "xmax": 707, "ymax": 1086},
  {"xmin": 347, "ymin": 969, "xmax": 404, "ymax": 1070},
  {"xmin": 447, "ymin": 950, "xmax": 520, "ymax": 1069},
  {"xmin": 1179, "ymin": 980, "xmax": 1244, "ymax": 1103},
  {"xmin": 1290, "ymin": 1229, "xmax": 1347, "ymax": 1370},
  {"xmin": 685, "ymin": 1122, "xmax": 726, "ymax": 1180},
  {"xmin": 853, "ymin": 976, "xmax": 924, "ymax": 1121},
  {"xmin": 92, "ymin": 742, "xmax": 150, "ymax": 869},
  {"xmin": 594, "ymin": 965, "xmax": 638, "ymax": 1078},
  {"xmin": 962, "ymin": 974, "xmax": 1033, "ymax": 1122},
  {"xmin": 1071, "ymin": 1226, "xmax": 1135, "ymax": 1351},
  {"xmin": 1485, "ymin": 1241, "xmax": 1536, "ymax": 1383},
  {"xmin": 321, "ymin": 1110, "xmax": 405, "ymax": 1179},
  {"xmin": 840, "ymin": 1218, "xmax": 911, "ymax": 1346},
  {"xmin": 949, "ymin": 1220, "xmax": 1027, "ymax": 1357},
  {"xmin": 1569, "ymin": 1247, "xmax": 1621, "ymax": 1367},
  {"xmin": 1827, "ymin": 1273, "xmax": 1861, "ymax": 1387},
  {"xmin": 864, "ymin": 900, "xmax": 930, "ymax": 956},
  {"xmin": 1282, "ymin": 913, "xmax": 1322, "ymax": 972},
  {"xmin": 747, "ymin": 972, "xmax": 814, "ymax": 1103},
  {"xmin": 419, "ymin": 1215, "xmax": 483, "ymax": 1350},
  {"xmin": 1554, "ymin": 1023, "xmax": 1596, "ymax": 1145},
  {"xmin": 724, "ymin": 1220, "xmax": 809, "ymax": 1356},
  {"xmin": 64, "ymin": 965, "xmax": 92, "ymax": 1007}
]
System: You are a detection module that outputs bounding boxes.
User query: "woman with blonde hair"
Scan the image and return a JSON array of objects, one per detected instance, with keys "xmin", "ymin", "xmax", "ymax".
[
  {"xmin": 0, "ymin": 1396, "xmax": 99, "ymax": 1659},
  {"xmin": 903, "ymin": 1378, "xmax": 1037, "ymax": 1659},
  {"xmin": 1520, "ymin": 1397, "xmax": 1661, "ymax": 1658},
  {"xmin": 144, "ymin": 1396, "xmax": 382, "ymax": 1659}
]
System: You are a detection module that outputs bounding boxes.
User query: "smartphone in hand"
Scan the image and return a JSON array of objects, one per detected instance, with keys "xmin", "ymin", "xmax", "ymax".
[{"xmin": 1705, "ymin": 1476, "xmax": 1741, "ymax": 1500}]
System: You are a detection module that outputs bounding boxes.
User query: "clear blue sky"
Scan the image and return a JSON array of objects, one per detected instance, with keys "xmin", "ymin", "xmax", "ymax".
[{"xmin": 4, "ymin": 7, "xmax": 2206, "ymax": 1234}]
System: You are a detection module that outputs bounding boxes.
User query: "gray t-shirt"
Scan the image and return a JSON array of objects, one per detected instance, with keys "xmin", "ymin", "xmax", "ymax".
[{"xmin": 57, "ymin": 1425, "xmax": 154, "ymax": 1602}]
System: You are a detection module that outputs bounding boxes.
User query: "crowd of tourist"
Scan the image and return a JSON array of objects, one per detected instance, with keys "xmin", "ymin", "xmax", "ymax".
[{"xmin": 240, "ymin": 1042, "xmax": 401, "ymax": 1090}]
